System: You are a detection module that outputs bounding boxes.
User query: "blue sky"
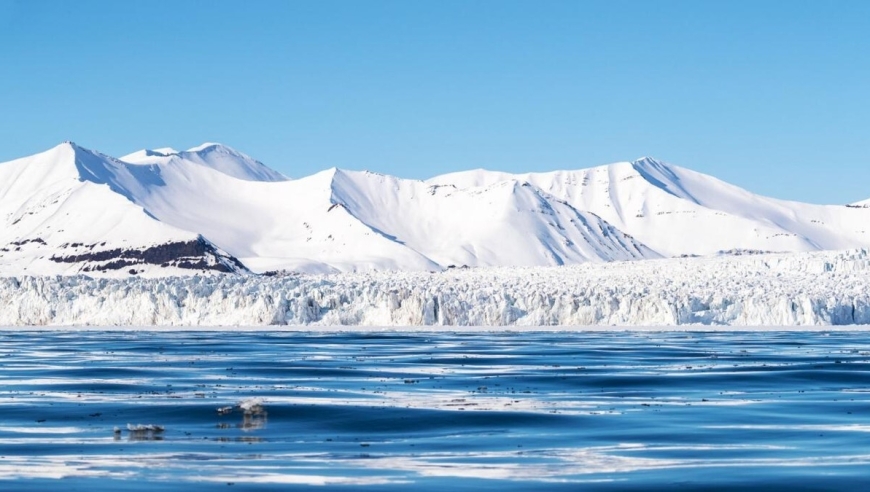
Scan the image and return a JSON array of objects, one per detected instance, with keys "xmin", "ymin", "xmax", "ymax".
[{"xmin": 0, "ymin": 0, "xmax": 868, "ymax": 204}]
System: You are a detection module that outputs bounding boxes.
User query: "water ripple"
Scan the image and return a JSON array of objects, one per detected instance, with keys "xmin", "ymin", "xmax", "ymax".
[{"xmin": 0, "ymin": 331, "xmax": 868, "ymax": 490}]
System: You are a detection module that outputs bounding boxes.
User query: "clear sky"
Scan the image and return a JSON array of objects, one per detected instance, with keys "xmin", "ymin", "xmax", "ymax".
[{"xmin": 1, "ymin": 0, "xmax": 868, "ymax": 204}]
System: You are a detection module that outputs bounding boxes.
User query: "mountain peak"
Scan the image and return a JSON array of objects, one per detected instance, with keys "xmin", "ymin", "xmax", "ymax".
[
  {"xmin": 151, "ymin": 147, "xmax": 179, "ymax": 155},
  {"xmin": 123, "ymin": 142, "xmax": 251, "ymax": 160},
  {"xmin": 49, "ymin": 141, "xmax": 130, "ymax": 167},
  {"xmin": 631, "ymin": 156, "xmax": 669, "ymax": 169},
  {"xmin": 1, "ymin": 141, "xmax": 90, "ymax": 182},
  {"xmin": 52, "ymin": 140, "xmax": 85, "ymax": 154},
  {"xmin": 118, "ymin": 142, "xmax": 288, "ymax": 183},
  {"xmin": 120, "ymin": 147, "xmax": 179, "ymax": 163},
  {"xmin": 185, "ymin": 142, "xmax": 234, "ymax": 153},
  {"xmin": 177, "ymin": 143, "xmax": 287, "ymax": 182},
  {"xmin": 46, "ymin": 141, "xmax": 111, "ymax": 166}
]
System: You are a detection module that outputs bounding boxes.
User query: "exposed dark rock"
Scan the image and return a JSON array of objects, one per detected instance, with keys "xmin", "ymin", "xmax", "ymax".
[
  {"xmin": 716, "ymin": 249, "xmax": 773, "ymax": 256},
  {"xmin": 261, "ymin": 269, "xmax": 299, "ymax": 277},
  {"xmin": 9, "ymin": 238, "xmax": 47, "ymax": 247},
  {"xmin": 50, "ymin": 237, "xmax": 247, "ymax": 273},
  {"xmin": 82, "ymin": 260, "xmax": 137, "ymax": 272}
]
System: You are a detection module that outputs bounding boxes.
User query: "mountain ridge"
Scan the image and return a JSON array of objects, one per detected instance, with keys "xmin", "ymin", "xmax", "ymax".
[
  {"xmin": 120, "ymin": 142, "xmax": 288, "ymax": 182},
  {"xmin": 1, "ymin": 142, "xmax": 868, "ymax": 276}
]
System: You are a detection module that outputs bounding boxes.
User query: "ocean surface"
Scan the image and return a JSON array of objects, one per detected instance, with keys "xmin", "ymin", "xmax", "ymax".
[{"xmin": 0, "ymin": 330, "xmax": 869, "ymax": 490}]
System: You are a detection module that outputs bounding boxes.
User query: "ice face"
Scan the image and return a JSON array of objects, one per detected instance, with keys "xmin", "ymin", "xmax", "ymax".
[{"xmin": 0, "ymin": 248, "xmax": 868, "ymax": 327}]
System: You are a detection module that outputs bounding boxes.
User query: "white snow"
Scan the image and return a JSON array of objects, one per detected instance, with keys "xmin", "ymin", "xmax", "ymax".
[
  {"xmin": 429, "ymin": 157, "xmax": 870, "ymax": 258},
  {"xmin": 1, "ymin": 249, "xmax": 868, "ymax": 326},
  {"xmin": 0, "ymin": 143, "xmax": 217, "ymax": 276},
  {"xmin": 3, "ymin": 142, "xmax": 870, "ymax": 277},
  {"xmin": 1, "ymin": 143, "xmax": 664, "ymax": 276},
  {"xmin": 120, "ymin": 142, "xmax": 288, "ymax": 182}
]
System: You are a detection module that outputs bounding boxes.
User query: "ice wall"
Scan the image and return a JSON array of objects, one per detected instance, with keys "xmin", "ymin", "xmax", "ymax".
[{"xmin": 1, "ymin": 249, "xmax": 869, "ymax": 326}]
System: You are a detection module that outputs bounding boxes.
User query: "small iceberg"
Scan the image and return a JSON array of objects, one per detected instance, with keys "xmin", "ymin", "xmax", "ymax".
[
  {"xmin": 239, "ymin": 398, "xmax": 265, "ymax": 416},
  {"xmin": 127, "ymin": 424, "xmax": 165, "ymax": 432},
  {"xmin": 125, "ymin": 423, "xmax": 166, "ymax": 441},
  {"xmin": 216, "ymin": 398, "xmax": 266, "ymax": 416},
  {"xmin": 215, "ymin": 398, "xmax": 268, "ymax": 431}
]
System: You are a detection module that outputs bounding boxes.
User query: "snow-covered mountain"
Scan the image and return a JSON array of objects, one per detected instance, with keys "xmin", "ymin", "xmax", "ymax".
[
  {"xmin": 430, "ymin": 157, "xmax": 870, "ymax": 257},
  {"xmin": 1, "ymin": 142, "xmax": 868, "ymax": 276},
  {"xmin": 120, "ymin": 143, "xmax": 288, "ymax": 183},
  {"xmin": 0, "ymin": 143, "xmax": 245, "ymax": 276}
]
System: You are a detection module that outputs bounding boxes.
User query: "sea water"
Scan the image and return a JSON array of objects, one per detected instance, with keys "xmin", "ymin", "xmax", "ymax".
[{"xmin": 0, "ymin": 330, "xmax": 868, "ymax": 490}]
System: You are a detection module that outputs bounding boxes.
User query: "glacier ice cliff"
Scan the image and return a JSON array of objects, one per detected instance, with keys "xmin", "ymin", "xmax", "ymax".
[{"xmin": 1, "ymin": 249, "xmax": 869, "ymax": 327}]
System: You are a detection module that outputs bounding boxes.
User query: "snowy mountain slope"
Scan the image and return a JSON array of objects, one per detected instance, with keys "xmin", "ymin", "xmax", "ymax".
[
  {"xmin": 429, "ymin": 158, "xmax": 870, "ymax": 257},
  {"xmin": 327, "ymin": 169, "xmax": 656, "ymax": 267},
  {"xmin": 0, "ymin": 143, "xmax": 246, "ymax": 276},
  {"xmin": 117, "ymin": 165, "xmax": 443, "ymax": 274},
  {"xmin": 2, "ymin": 249, "xmax": 868, "ymax": 326},
  {"xmin": 121, "ymin": 143, "xmax": 288, "ymax": 182},
  {"xmin": 103, "ymin": 162, "xmax": 653, "ymax": 272},
  {"xmin": 0, "ymin": 144, "xmax": 442, "ymax": 274}
]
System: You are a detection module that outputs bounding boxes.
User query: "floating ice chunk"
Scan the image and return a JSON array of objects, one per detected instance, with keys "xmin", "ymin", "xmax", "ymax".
[
  {"xmin": 126, "ymin": 423, "xmax": 164, "ymax": 432},
  {"xmin": 239, "ymin": 398, "xmax": 265, "ymax": 415}
]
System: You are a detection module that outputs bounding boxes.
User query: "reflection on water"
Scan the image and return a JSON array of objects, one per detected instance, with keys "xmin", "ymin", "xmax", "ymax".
[
  {"xmin": 0, "ymin": 330, "xmax": 868, "ymax": 490},
  {"xmin": 240, "ymin": 410, "xmax": 267, "ymax": 431}
]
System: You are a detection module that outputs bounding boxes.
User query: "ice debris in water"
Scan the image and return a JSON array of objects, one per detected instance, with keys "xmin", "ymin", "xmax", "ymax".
[
  {"xmin": 216, "ymin": 398, "xmax": 266, "ymax": 416},
  {"xmin": 127, "ymin": 423, "xmax": 165, "ymax": 432},
  {"xmin": 239, "ymin": 398, "xmax": 265, "ymax": 415},
  {"xmin": 122, "ymin": 424, "xmax": 165, "ymax": 441}
]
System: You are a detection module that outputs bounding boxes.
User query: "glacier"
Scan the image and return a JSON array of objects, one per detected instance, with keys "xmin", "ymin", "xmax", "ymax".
[{"xmin": 1, "ymin": 249, "xmax": 869, "ymax": 327}]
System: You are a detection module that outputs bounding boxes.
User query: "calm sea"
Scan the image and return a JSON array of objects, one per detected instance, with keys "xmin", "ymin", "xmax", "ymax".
[{"xmin": 0, "ymin": 331, "xmax": 869, "ymax": 490}]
